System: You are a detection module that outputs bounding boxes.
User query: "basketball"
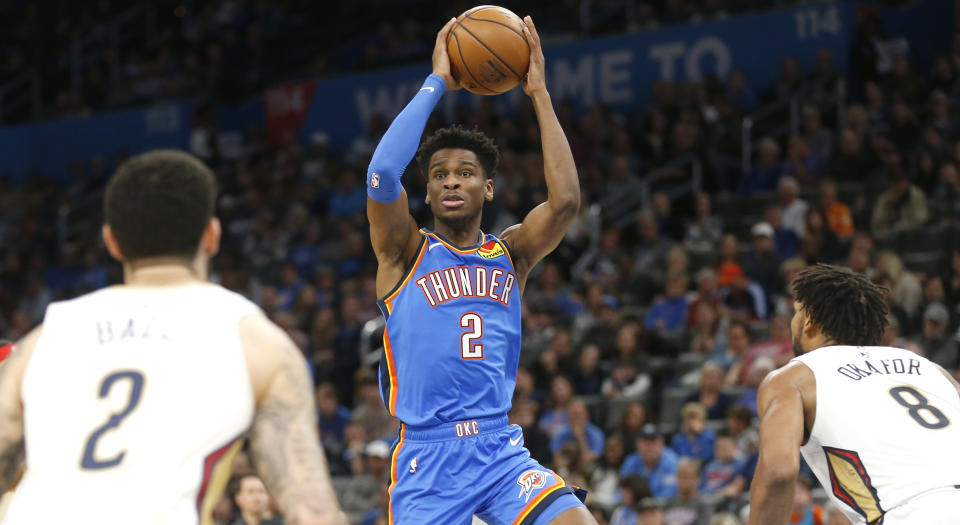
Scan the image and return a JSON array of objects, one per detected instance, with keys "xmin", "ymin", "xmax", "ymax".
[{"xmin": 447, "ymin": 5, "xmax": 531, "ymax": 95}]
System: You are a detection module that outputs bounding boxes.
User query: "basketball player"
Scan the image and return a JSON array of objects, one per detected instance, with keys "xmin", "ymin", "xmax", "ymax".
[
  {"xmin": 749, "ymin": 264, "xmax": 960, "ymax": 524},
  {"xmin": 0, "ymin": 151, "xmax": 347, "ymax": 525},
  {"xmin": 365, "ymin": 16, "xmax": 596, "ymax": 525}
]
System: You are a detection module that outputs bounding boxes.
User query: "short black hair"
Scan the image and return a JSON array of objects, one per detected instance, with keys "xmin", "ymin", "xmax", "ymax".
[
  {"xmin": 416, "ymin": 125, "xmax": 499, "ymax": 178},
  {"xmin": 104, "ymin": 150, "xmax": 217, "ymax": 262},
  {"xmin": 792, "ymin": 264, "xmax": 889, "ymax": 346}
]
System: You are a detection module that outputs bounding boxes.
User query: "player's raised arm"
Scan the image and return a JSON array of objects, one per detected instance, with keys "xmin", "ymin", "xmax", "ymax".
[
  {"xmin": 748, "ymin": 364, "xmax": 809, "ymax": 525},
  {"xmin": 499, "ymin": 16, "xmax": 579, "ymax": 282},
  {"xmin": 241, "ymin": 313, "xmax": 347, "ymax": 525},
  {"xmin": 0, "ymin": 328, "xmax": 38, "ymax": 494},
  {"xmin": 367, "ymin": 18, "xmax": 460, "ymax": 296}
]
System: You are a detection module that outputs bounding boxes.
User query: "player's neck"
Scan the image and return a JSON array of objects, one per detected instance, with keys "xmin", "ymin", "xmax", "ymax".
[
  {"xmin": 123, "ymin": 258, "xmax": 207, "ymax": 286},
  {"xmin": 432, "ymin": 216, "xmax": 483, "ymax": 247}
]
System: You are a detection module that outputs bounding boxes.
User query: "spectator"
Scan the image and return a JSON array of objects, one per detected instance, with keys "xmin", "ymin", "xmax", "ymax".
[
  {"xmin": 917, "ymin": 302, "xmax": 958, "ymax": 369},
  {"xmin": 932, "ymin": 161, "xmax": 960, "ymax": 223},
  {"xmin": 830, "ymin": 128, "xmax": 873, "ymax": 183},
  {"xmin": 617, "ymin": 402, "xmax": 648, "ymax": 446},
  {"xmin": 736, "ymin": 356, "xmax": 776, "ymax": 415},
  {"xmin": 875, "ymin": 250, "xmax": 924, "ymax": 320},
  {"xmin": 790, "ymin": 475, "xmax": 825, "ymax": 525},
  {"xmin": 688, "ymin": 302, "xmax": 725, "ymax": 356},
  {"xmin": 670, "ymin": 402, "xmax": 716, "ymax": 464},
  {"xmin": 316, "ymin": 382, "xmax": 351, "ymax": 448},
  {"xmin": 744, "ymin": 221, "xmax": 784, "ymax": 304},
  {"xmin": 646, "ymin": 272, "xmax": 691, "ymax": 333},
  {"xmin": 824, "ymin": 503, "xmax": 853, "ymax": 525},
  {"xmin": 686, "ymin": 362, "xmax": 736, "ymax": 420},
  {"xmin": 350, "ymin": 369, "xmax": 398, "ymax": 442},
  {"xmin": 765, "ymin": 207, "xmax": 800, "ymax": 260},
  {"xmin": 871, "ymin": 173, "xmax": 930, "ymax": 233},
  {"xmin": 620, "ymin": 424, "xmax": 680, "ymax": 499},
  {"xmin": 362, "ymin": 440, "xmax": 392, "ymax": 480},
  {"xmin": 590, "ymin": 435, "xmax": 627, "ymax": 509},
  {"xmin": 820, "ymin": 178, "xmax": 854, "ymax": 239},
  {"xmin": 540, "ymin": 375, "xmax": 576, "ymax": 438},
  {"xmin": 551, "ymin": 399, "xmax": 606, "ymax": 467},
  {"xmin": 637, "ymin": 498, "xmax": 667, "ymax": 525},
  {"xmin": 611, "ymin": 475, "xmax": 652, "ymax": 525},
  {"xmin": 731, "ymin": 314, "xmax": 793, "ymax": 384},
  {"xmin": 699, "ymin": 432, "xmax": 744, "ymax": 496},
  {"xmin": 663, "ymin": 457, "xmax": 711, "ymax": 525},
  {"xmin": 738, "ymin": 138, "xmax": 783, "ymax": 195},
  {"xmin": 802, "ymin": 105, "xmax": 835, "ymax": 158},
  {"xmin": 685, "ymin": 193, "xmax": 723, "ymax": 257},
  {"xmin": 570, "ymin": 343, "xmax": 605, "ymax": 396},
  {"xmin": 229, "ymin": 474, "xmax": 283, "ymax": 525},
  {"xmin": 782, "ymin": 135, "xmax": 826, "ymax": 186},
  {"xmin": 509, "ymin": 400, "xmax": 551, "ymax": 464},
  {"xmin": 713, "ymin": 321, "xmax": 751, "ymax": 374},
  {"xmin": 688, "ymin": 267, "xmax": 724, "ymax": 327},
  {"xmin": 778, "ymin": 177, "xmax": 809, "ymax": 237}
]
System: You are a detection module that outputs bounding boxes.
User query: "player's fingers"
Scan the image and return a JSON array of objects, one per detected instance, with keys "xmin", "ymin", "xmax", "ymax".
[
  {"xmin": 437, "ymin": 17, "xmax": 456, "ymax": 46},
  {"xmin": 523, "ymin": 16, "xmax": 541, "ymax": 48}
]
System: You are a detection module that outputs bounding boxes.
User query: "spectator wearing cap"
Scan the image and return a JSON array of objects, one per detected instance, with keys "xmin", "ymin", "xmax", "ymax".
[
  {"xmin": 743, "ymin": 221, "xmax": 783, "ymax": 306},
  {"xmin": 871, "ymin": 171, "xmax": 930, "ymax": 233},
  {"xmin": 620, "ymin": 424, "xmax": 680, "ymax": 499},
  {"xmin": 698, "ymin": 432, "xmax": 744, "ymax": 496},
  {"xmin": 670, "ymin": 402, "xmax": 716, "ymax": 464},
  {"xmin": 663, "ymin": 457, "xmax": 710, "ymax": 525},
  {"xmin": 551, "ymin": 399, "xmax": 605, "ymax": 467},
  {"xmin": 362, "ymin": 440, "xmax": 391, "ymax": 480},
  {"xmin": 918, "ymin": 302, "xmax": 958, "ymax": 369}
]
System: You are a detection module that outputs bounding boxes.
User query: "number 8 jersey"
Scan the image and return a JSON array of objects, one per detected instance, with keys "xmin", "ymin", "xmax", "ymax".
[
  {"xmin": 377, "ymin": 229, "xmax": 522, "ymax": 427},
  {"xmin": 793, "ymin": 345, "xmax": 960, "ymax": 524}
]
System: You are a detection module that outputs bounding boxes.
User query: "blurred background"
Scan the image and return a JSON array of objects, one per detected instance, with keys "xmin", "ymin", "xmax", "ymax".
[{"xmin": 1, "ymin": 0, "xmax": 958, "ymax": 523}]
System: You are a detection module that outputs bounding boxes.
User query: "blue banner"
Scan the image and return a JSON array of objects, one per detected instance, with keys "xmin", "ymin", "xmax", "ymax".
[
  {"xmin": 299, "ymin": 2, "xmax": 855, "ymax": 149},
  {"xmin": 0, "ymin": 103, "xmax": 191, "ymax": 181}
]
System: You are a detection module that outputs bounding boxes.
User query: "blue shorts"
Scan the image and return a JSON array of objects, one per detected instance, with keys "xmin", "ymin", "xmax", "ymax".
[{"xmin": 387, "ymin": 414, "xmax": 586, "ymax": 525}]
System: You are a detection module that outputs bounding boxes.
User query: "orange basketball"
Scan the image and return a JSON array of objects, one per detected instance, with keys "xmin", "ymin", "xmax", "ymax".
[{"xmin": 446, "ymin": 5, "xmax": 530, "ymax": 95}]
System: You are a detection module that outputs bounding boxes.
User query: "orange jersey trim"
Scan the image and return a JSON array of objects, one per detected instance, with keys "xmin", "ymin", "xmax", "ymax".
[
  {"xmin": 382, "ymin": 328, "xmax": 399, "ymax": 415},
  {"xmin": 422, "ymin": 230, "xmax": 482, "ymax": 255},
  {"xmin": 512, "ymin": 474, "xmax": 567, "ymax": 525},
  {"xmin": 383, "ymin": 238, "xmax": 428, "ymax": 313},
  {"xmin": 387, "ymin": 425, "xmax": 407, "ymax": 525}
]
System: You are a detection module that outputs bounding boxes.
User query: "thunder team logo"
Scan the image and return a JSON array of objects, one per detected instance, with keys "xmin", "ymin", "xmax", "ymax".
[{"xmin": 516, "ymin": 470, "xmax": 550, "ymax": 503}]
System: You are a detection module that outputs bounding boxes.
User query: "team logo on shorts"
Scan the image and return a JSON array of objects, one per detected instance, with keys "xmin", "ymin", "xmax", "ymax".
[
  {"xmin": 478, "ymin": 240, "xmax": 505, "ymax": 259},
  {"xmin": 409, "ymin": 457, "xmax": 418, "ymax": 474},
  {"xmin": 516, "ymin": 470, "xmax": 550, "ymax": 503},
  {"xmin": 371, "ymin": 173, "xmax": 380, "ymax": 188}
]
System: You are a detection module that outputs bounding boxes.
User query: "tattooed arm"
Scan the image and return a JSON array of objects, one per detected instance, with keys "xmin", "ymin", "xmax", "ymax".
[
  {"xmin": 240, "ymin": 313, "xmax": 347, "ymax": 525},
  {"xmin": 0, "ymin": 327, "xmax": 39, "ymax": 494}
]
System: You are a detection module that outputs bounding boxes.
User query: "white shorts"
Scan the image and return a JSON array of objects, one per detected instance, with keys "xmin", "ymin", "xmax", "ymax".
[{"xmin": 882, "ymin": 486, "xmax": 960, "ymax": 524}]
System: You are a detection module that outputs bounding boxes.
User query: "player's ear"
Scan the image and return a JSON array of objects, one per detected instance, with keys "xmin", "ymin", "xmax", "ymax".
[
  {"xmin": 484, "ymin": 176, "xmax": 494, "ymax": 202},
  {"xmin": 101, "ymin": 224, "xmax": 125, "ymax": 262},
  {"xmin": 202, "ymin": 218, "xmax": 222, "ymax": 257}
]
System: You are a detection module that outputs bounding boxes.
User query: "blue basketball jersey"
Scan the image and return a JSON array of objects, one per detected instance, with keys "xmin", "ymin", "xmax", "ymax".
[{"xmin": 377, "ymin": 228, "xmax": 522, "ymax": 427}]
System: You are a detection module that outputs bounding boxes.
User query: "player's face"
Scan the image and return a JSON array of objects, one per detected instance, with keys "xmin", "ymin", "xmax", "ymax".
[{"xmin": 425, "ymin": 148, "xmax": 493, "ymax": 224}]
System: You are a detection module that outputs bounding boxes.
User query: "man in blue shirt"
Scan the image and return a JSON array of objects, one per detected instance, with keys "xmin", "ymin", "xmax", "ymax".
[
  {"xmin": 645, "ymin": 273, "xmax": 690, "ymax": 333},
  {"xmin": 551, "ymin": 400, "xmax": 605, "ymax": 466},
  {"xmin": 619, "ymin": 424, "xmax": 679, "ymax": 498}
]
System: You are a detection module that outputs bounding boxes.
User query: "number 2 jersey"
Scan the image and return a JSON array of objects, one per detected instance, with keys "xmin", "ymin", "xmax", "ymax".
[
  {"xmin": 793, "ymin": 345, "xmax": 960, "ymax": 524},
  {"xmin": 377, "ymin": 229, "xmax": 522, "ymax": 427},
  {"xmin": 2, "ymin": 284, "xmax": 258, "ymax": 525}
]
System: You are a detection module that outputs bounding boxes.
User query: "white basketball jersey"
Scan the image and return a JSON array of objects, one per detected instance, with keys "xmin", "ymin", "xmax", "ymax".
[
  {"xmin": 2, "ymin": 284, "xmax": 259, "ymax": 525},
  {"xmin": 794, "ymin": 345, "xmax": 960, "ymax": 524}
]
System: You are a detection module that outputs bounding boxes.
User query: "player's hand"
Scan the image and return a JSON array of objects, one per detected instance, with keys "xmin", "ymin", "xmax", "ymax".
[
  {"xmin": 433, "ymin": 17, "xmax": 461, "ymax": 91},
  {"xmin": 521, "ymin": 16, "xmax": 547, "ymax": 97}
]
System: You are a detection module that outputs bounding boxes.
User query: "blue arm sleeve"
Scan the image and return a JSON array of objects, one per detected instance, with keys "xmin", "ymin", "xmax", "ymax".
[{"xmin": 366, "ymin": 74, "xmax": 446, "ymax": 203}]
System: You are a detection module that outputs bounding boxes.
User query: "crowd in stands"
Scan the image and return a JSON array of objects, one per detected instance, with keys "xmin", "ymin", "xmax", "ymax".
[
  {"xmin": 3, "ymin": 0, "xmax": 836, "ymax": 123},
  {"xmin": 3, "ymin": 4, "xmax": 960, "ymax": 525}
]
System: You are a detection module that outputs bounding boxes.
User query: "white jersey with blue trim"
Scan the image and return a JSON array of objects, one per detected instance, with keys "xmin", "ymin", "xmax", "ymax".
[
  {"xmin": 794, "ymin": 345, "xmax": 960, "ymax": 524},
  {"xmin": 2, "ymin": 284, "xmax": 257, "ymax": 525}
]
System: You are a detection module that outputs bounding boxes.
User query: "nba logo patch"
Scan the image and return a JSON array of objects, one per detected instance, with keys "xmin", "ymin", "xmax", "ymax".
[
  {"xmin": 516, "ymin": 470, "xmax": 550, "ymax": 503},
  {"xmin": 478, "ymin": 240, "xmax": 505, "ymax": 259},
  {"xmin": 409, "ymin": 457, "xmax": 418, "ymax": 474},
  {"xmin": 371, "ymin": 173, "xmax": 380, "ymax": 188}
]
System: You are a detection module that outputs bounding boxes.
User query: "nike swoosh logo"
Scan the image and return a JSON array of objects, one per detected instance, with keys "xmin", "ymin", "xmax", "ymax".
[
  {"xmin": 420, "ymin": 87, "xmax": 435, "ymax": 93},
  {"xmin": 428, "ymin": 242, "xmax": 443, "ymax": 251},
  {"xmin": 509, "ymin": 436, "xmax": 522, "ymax": 446}
]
